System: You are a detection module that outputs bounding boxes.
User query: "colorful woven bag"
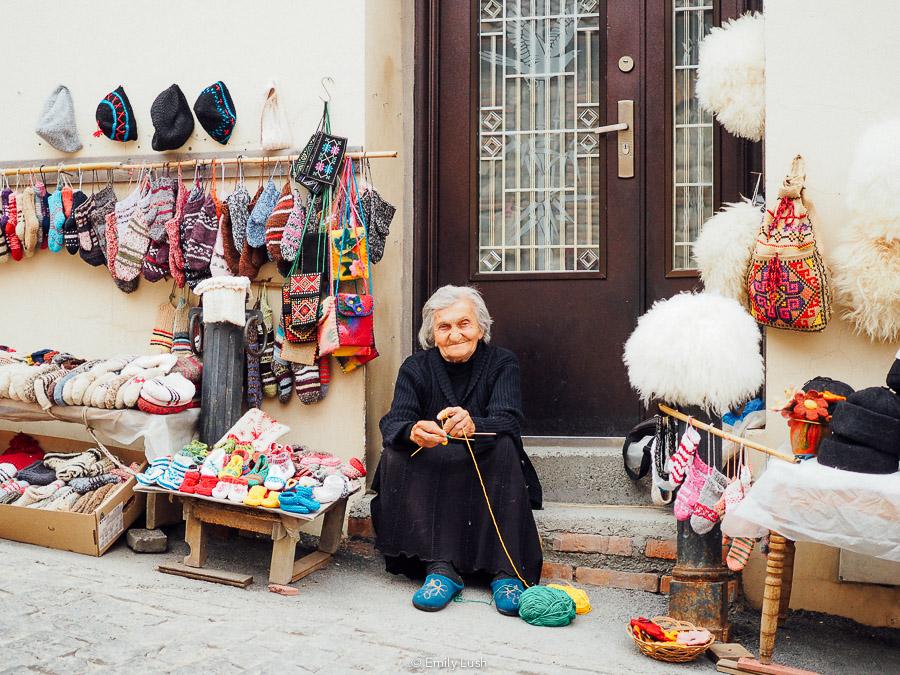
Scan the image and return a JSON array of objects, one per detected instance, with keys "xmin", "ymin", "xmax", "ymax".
[
  {"xmin": 291, "ymin": 102, "xmax": 347, "ymax": 195},
  {"xmin": 281, "ymin": 203, "xmax": 325, "ymax": 344},
  {"xmin": 746, "ymin": 156, "xmax": 831, "ymax": 331}
]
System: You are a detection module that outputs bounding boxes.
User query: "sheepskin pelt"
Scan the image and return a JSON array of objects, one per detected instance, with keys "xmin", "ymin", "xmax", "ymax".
[
  {"xmin": 696, "ymin": 12, "xmax": 765, "ymax": 142},
  {"xmin": 694, "ymin": 199, "xmax": 762, "ymax": 305},
  {"xmin": 831, "ymin": 118, "xmax": 900, "ymax": 341},
  {"xmin": 623, "ymin": 292, "xmax": 764, "ymax": 414}
]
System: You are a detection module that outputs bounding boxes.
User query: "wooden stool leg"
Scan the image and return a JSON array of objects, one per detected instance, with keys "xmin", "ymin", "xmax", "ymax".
[
  {"xmin": 183, "ymin": 502, "xmax": 209, "ymax": 568},
  {"xmin": 317, "ymin": 497, "xmax": 348, "ymax": 554},
  {"xmin": 778, "ymin": 539, "xmax": 796, "ymax": 625},
  {"xmin": 269, "ymin": 522, "xmax": 300, "ymax": 586},
  {"xmin": 759, "ymin": 532, "xmax": 786, "ymax": 665}
]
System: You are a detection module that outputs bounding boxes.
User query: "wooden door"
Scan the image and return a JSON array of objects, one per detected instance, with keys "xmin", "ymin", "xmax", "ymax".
[{"xmin": 414, "ymin": 0, "xmax": 759, "ymax": 436}]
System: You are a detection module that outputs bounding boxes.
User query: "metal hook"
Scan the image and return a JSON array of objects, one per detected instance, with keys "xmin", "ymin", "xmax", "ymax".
[{"xmin": 319, "ymin": 76, "xmax": 335, "ymax": 103}]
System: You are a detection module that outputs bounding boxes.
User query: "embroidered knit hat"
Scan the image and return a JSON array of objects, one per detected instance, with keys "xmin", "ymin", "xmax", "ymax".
[
  {"xmin": 35, "ymin": 85, "xmax": 83, "ymax": 153},
  {"xmin": 151, "ymin": 84, "xmax": 195, "ymax": 151},
  {"xmin": 94, "ymin": 86, "xmax": 137, "ymax": 142},
  {"xmin": 194, "ymin": 81, "xmax": 237, "ymax": 145}
]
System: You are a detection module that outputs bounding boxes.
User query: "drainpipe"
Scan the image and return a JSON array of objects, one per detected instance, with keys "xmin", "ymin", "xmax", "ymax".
[{"xmin": 667, "ymin": 409, "xmax": 732, "ymax": 640}]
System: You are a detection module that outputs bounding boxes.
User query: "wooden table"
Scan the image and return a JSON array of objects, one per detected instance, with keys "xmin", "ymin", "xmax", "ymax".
[
  {"xmin": 759, "ymin": 532, "xmax": 797, "ymax": 665},
  {"xmin": 136, "ymin": 486, "xmax": 350, "ymax": 586}
]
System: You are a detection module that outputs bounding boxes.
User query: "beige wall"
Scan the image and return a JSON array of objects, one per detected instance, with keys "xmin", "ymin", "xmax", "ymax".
[
  {"xmin": 0, "ymin": 0, "xmax": 371, "ymax": 464},
  {"xmin": 742, "ymin": 0, "xmax": 900, "ymax": 627}
]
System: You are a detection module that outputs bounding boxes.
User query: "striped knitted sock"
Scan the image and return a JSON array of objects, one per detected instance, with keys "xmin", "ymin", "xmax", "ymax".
[
  {"xmin": 668, "ymin": 424, "xmax": 700, "ymax": 485},
  {"xmin": 264, "ymin": 182, "xmax": 293, "ymax": 263},
  {"xmin": 5, "ymin": 192, "xmax": 23, "ymax": 261},
  {"xmin": 75, "ymin": 194, "xmax": 103, "ymax": 267},
  {"xmin": 0, "ymin": 479, "xmax": 28, "ymax": 504},
  {"xmin": 21, "ymin": 186, "xmax": 39, "ymax": 257},
  {"xmin": 48, "ymin": 189, "xmax": 65, "ymax": 252},
  {"xmin": 150, "ymin": 302, "xmax": 176, "ymax": 353},
  {"xmin": 68, "ymin": 473, "xmax": 121, "ymax": 494},
  {"xmin": 115, "ymin": 188, "xmax": 154, "ymax": 281},
  {"xmin": 727, "ymin": 537, "xmax": 756, "ymax": 572},
  {"xmin": 106, "ymin": 212, "xmax": 140, "ymax": 293},
  {"xmin": 182, "ymin": 191, "xmax": 219, "ymax": 272},
  {"xmin": 280, "ymin": 198, "xmax": 307, "ymax": 262},
  {"xmin": 293, "ymin": 362, "xmax": 321, "ymax": 405},
  {"xmin": 64, "ymin": 190, "xmax": 87, "ymax": 255},
  {"xmin": 43, "ymin": 449, "xmax": 103, "ymax": 482},
  {"xmin": 165, "ymin": 181, "xmax": 188, "ymax": 288},
  {"xmin": 246, "ymin": 328, "xmax": 263, "ymax": 408},
  {"xmin": 36, "ymin": 182, "xmax": 50, "ymax": 250},
  {"xmin": 171, "ymin": 300, "xmax": 192, "ymax": 354},
  {"xmin": 0, "ymin": 188, "xmax": 10, "ymax": 264},
  {"xmin": 260, "ymin": 305, "xmax": 278, "ymax": 398},
  {"xmin": 273, "ymin": 324, "xmax": 294, "ymax": 403},
  {"xmin": 0, "ymin": 224, "xmax": 7, "ymax": 264}
]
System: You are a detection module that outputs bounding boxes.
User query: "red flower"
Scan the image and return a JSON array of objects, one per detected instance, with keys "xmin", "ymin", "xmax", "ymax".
[{"xmin": 781, "ymin": 389, "xmax": 831, "ymax": 423}]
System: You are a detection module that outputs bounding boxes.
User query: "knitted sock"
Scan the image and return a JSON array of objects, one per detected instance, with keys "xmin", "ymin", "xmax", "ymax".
[
  {"xmin": 89, "ymin": 184, "xmax": 115, "ymax": 254},
  {"xmin": 47, "ymin": 189, "xmax": 65, "ymax": 252},
  {"xmin": 21, "ymin": 187, "xmax": 40, "ymax": 256},
  {"xmin": 260, "ymin": 307, "xmax": 278, "ymax": 399},
  {"xmin": 722, "ymin": 465, "xmax": 752, "ymax": 514},
  {"xmin": 246, "ymin": 327, "xmax": 263, "ymax": 408},
  {"xmin": 36, "ymin": 182, "xmax": 50, "ymax": 250},
  {"xmin": 0, "ymin": 190, "xmax": 9, "ymax": 264},
  {"xmin": 182, "ymin": 189, "xmax": 219, "ymax": 272},
  {"xmin": 171, "ymin": 299, "xmax": 192, "ymax": 354},
  {"xmin": 238, "ymin": 242, "xmax": 267, "ymax": 280},
  {"xmin": 114, "ymin": 188, "xmax": 153, "ymax": 281},
  {"xmin": 65, "ymin": 190, "xmax": 88, "ymax": 255},
  {"xmin": 43, "ymin": 448, "xmax": 102, "ymax": 482},
  {"xmin": 673, "ymin": 454, "xmax": 710, "ymax": 521},
  {"xmin": 668, "ymin": 424, "xmax": 700, "ymax": 486},
  {"xmin": 135, "ymin": 457, "xmax": 171, "ymax": 487},
  {"xmin": 14, "ymin": 479, "xmax": 64, "ymax": 506},
  {"xmin": 0, "ymin": 479, "xmax": 28, "ymax": 504},
  {"xmin": 208, "ymin": 215, "xmax": 231, "ymax": 277},
  {"xmin": 293, "ymin": 362, "xmax": 321, "ymax": 405},
  {"xmin": 150, "ymin": 302, "xmax": 176, "ymax": 353},
  {"xmin": 727, "ymin": 537, "xmax": 756, "ymax": 572},
  {"xmin": 81, "ymin": 482, "xmax": 116, "ymax": 513},
  {"xmin": 15, "ymin": 460, "xmax": 57, "ymax": 486},
  {"xmin": 225, "ymin": 184, "xmax": 251, "ymax": 251},
  {"xmin": 246, "ymin": 178, "xmax": 279, "ymax": 248},
  {"xmin": 74, "ymin": 193, "xmax": 103, "ymax": 267},
  {"xmin": 690, "ymin": 467, "xmax": 729, "ymax": 534},
  {"xmin": 33, "ymin": 367, "xmax": 66, "ymax": 410},
  {"xmin": 5, "ymin": 192, "xmax": 23, "ymax": 261},
  {"xmin": 68, "ymin": 473, "xmax": 121, "ymax": 494},
  {"xmin": 273, "ymin": 324, "xmax": 294, "ymax": 403},
  {"xmin": 217, "ymin": 202, "xmax": 242, "ymax": 274},
  {"xmin": 264, "ymin": 182, "xmax": 293, "ymax": 263},
  {"xmin": 280, "ymin": 198, "xmax": 307, "ymax": 262},
  {"xmin": 105, "ymin": 212, "xmax": 139, "ymax": 293},
  {"xmin": 166, "ymin": 181, "xmax": 188, "ymax": 288}
]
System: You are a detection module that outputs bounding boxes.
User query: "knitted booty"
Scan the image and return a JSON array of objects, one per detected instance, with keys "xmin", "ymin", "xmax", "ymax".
[
  {"xmin": 312, "ymin": 474, "xmax": 345, "ymax": 503},
  {"xmin": 668, "ymin": 424, "xmax": 700, "ymax": 486},
  {"xmin": 246, "ymin": 328, "xmax": 263, "ymax": 408},
  {"xmin": 225, "ymin": 184, "xmax": 251, "ymax": 251},
  {"xmin": 150, "ymin": 301, "xmax": 176, "ymax": 353},
  {"xmin": 293, "ymin": 362, "xmax": 322, "ymax": 405},
  {"xmin": 64, "ymin": 190, "xmax": 87, "ymax": 255},
  {"xmin": 114, "ymin": 186, "xmax": 153, "ymax": 281},
  {"xmin": 319, "ymin": 356, "xmax": 331, "ymax": 399},
  {"xmin": 690, "ymin": 468, "xmax": 730, "ymax": 534},
  {"xmin": 726, "ymin": 537, "xmax": 756, "ymax": 572},
  {"xmin": 48, "ymin": 189, "xmax": 65, "ymax": 252},
  {"xmin": 673, "ymin": 454, "xmax": 711, "ymax": 521},
  {"xmin": 21, "ymin": 186, "xmax": 40, "ymax": 256},
  {"xmin": 69, "ymin": 473, "xmax": 121, "ymax": 494},
  {"xmin": 246, "ymin": 179, "xmax": 278, "ymax": 247},
  {"xmin": 722, "ymin": 465, "xmax": 752, "ymax": 514},
  {"xmin": 280, "ymin": 198, "xmax": 307, "ymax": 263},
  {"xmin": 217, "ymin": 202, "xmax": 242, "ymax": 274},
  {"xmin": 264, "ymin": 182, "xmax": 293, "ymax": 263}
]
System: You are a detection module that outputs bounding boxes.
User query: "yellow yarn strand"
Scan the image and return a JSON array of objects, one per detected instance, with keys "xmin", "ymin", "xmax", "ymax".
[{"xmin": 547, "ymin": 583, "xmax": 592, "ymax": 615}]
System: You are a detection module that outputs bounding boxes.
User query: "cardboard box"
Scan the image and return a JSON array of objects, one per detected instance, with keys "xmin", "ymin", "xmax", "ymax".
[{"xmin": 0, "ymin": 433, "xmax": 146, "ymax": 556}]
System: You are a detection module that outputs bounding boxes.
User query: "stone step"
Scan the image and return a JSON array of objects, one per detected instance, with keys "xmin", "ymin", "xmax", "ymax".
[{"xmin": 524, "ymin": 437, "xmax": 651, "ymax": 506}]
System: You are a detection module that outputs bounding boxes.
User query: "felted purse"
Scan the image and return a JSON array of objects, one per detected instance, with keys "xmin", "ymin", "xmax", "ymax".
[
  {"xmin": 746, "ymin": 156, "xmax": 831, "ymax": 331},
  {"xmin": 291, "ymin": 102, "xmax": 347, "ymax": 195}
]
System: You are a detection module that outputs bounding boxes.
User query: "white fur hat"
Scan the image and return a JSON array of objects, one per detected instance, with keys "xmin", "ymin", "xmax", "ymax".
[
  {"xmin": 696, "ymin": 12, "xmax": 765, "ymax": 142},
  {"xmin": 694, "ymin": 199, "xmax": 762, "ymax": 305}
]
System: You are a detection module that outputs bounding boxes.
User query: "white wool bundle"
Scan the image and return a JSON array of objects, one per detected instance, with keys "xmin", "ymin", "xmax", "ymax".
[
  {"xmin": 831, "ymin": 118, "xmax": 900, "ymax": 341},
  {"xmin": 694, "ymin": 199, "xmax": 762, "ymax": 304},
  {"xmin": 623, "ymin": 292, "xmax": 764, "ymax": 414},
  {"xmin": 696, "ymin": 12, "xmax": 765, "ymax": 142}
]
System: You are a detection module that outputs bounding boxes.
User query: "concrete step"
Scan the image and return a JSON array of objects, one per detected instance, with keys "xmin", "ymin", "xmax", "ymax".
[{"xmin": 524, "ymin": 437, "xmax": 651, "ymax": 506}]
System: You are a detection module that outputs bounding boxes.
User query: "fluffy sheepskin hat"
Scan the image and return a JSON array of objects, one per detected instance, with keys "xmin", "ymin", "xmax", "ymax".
[
  {"xmin": 693, "ymin": 199, "xmax": 762, "ymax": 305},
  {"xmin": 696, "ymin": 12, "xmax": 765, "ymax": 142},
  {"xmin": 831, "ymin": 118, "xmax": 900, "ymax": 342},
  {"xmin": 623, "ymin": 292, "xmax": 764, "ymax": 414}
]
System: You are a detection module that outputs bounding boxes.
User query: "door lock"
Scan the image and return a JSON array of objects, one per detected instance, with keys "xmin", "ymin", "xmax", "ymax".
[{"xmin": 593, "ymin": 100, "xmax": 634, "ymax": 178}]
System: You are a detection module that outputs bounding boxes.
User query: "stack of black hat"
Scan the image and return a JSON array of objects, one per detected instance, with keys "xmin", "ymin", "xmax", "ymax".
[{"xmin": 818, "ymin": 356, "xmax": 900, "ymax": 474}]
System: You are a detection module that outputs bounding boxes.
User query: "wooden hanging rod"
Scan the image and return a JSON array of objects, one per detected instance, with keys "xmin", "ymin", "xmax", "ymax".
[
  {"xmin": 658, "ymin": 404, "xmax": 798, "ymax": 464},
  {"xmin": 0, "ymin": 150, "xmax": 397, "ymax": 177}
]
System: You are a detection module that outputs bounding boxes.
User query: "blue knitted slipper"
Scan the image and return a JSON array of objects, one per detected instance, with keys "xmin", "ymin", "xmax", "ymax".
[
  {"xmin": 412, "ymin": 574, "xmax": 464, "ymax": 612},
  {"xmin": 490, "ymin": 578, "xmax": 525, "ymax": 616}
]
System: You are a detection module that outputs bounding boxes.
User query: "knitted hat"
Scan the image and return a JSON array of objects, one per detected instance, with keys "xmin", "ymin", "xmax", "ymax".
[
  {"xmin": 818, "ymin": 436, "xmax": 898, "ymax": 474},
  {"xmin": 845, "ymin": 386, "xmax": 900, "ymax": 420},
  {"xmin": 193, "ymin": 81, "xmax": 236, "ymax": 145},
  {"xmin": 36, "ymin": 85, "xmax": 82, "ymax": 153},
  {"xmin": 889, "ymin": 351, "xmax": 900, "ymax": 394},
  {"xmin": 16, "ymin": 459, "xmax": 57, "ymax": 486},
  {"xmin": 95, "ymin": 86, "xmax": 137, "ymax": 142},
  {"xmin": 831, "ymin": 401, "xmax": 900, "ymax": 457},
  {"xmin": 801, "ymin": 376, "xmax": 854, "ymax": 414},
  {"xmin": 151, "ymin": 84, "xmax": 195, "ymax": 151}
]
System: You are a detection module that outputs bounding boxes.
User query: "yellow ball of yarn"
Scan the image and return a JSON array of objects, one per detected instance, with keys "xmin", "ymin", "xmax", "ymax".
[{"xmin": 547, "ymin": 583, "xmax": 592, "ymax": 615}]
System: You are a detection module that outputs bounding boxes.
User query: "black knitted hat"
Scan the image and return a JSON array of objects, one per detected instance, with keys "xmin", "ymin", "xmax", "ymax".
[
  {"xmin": 888, "ymin": 355, "xmax": 900, "ymax": 393},
  {"xmin": 846, "ymin": 387, "xmax": 900, "ymax": 420},
  {"xmin": 151, "ymin": 84, "xmax": 195, "ymax": 151},
  {"xmin": 193, "ymin": 81, "xmax": 236, "ymax": 145},
  {"xmin": 818, "ymin": 436, "xmax": 898, "ymax": 474},
  {"xmin": 94, "ymin": 86, "xmax": 137, "ymax": 142},
  {"xmin": 831, "ymin": 401, "xmax": 900, "ymax": 457}
]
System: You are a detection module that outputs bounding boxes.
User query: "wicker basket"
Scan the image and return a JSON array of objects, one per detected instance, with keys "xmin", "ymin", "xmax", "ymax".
[{"xmin": 626, "ymin": 616, "xmax": 715, "ymax": 663}]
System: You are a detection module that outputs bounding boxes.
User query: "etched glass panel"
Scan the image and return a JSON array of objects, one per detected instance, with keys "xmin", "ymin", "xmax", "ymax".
[
  {"xmin": 672, "ymin": 1, "xmax": 714, "ymax": 271},
  {"xmin": 478, "ymin": 0, "xmax": 600, "ymax": 273}
]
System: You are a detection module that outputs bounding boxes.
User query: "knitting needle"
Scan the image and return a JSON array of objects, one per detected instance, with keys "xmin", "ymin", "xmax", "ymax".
[{"xmin": 411, "ymin": 433, "xmax": 497, "ymax": 457}]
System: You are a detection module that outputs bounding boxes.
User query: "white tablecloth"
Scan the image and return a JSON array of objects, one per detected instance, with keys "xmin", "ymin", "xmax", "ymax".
[
  {"xmin": 724, "ymin": 459, "xmax": 900, "ymax": 562},
  {"xmin": 0, "ymin": 399, "xmax": 198, "ymax": 460}
]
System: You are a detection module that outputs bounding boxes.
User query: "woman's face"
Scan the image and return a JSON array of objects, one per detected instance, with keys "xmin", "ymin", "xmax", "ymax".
[{"xmin": 433, "ymin": 300, "xmax": 485, "ymax": 363}]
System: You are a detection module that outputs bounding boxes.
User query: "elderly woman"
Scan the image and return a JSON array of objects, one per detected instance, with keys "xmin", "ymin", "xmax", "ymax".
[{"xmin": 371, "ymin": 285, "xmax": 543, "ymax": 615}]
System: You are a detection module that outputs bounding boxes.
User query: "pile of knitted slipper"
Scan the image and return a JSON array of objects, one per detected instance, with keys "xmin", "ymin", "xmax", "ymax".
[{"xmin": 0, "ymin": 349, "xmax": 199, "ymax": 414}]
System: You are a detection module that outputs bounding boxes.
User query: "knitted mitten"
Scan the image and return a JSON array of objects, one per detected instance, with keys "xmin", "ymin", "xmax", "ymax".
[
  {"xmin": 727, "ymin": 537, "xmax": 756, "ymax": 572},
  {"xmin": 246, "ymin": 328, "xmax": 263, "ymax": 408},
  {"xmin": 280, "ymin": 198, "xmax": 307, "ymax": 263},
  {"xmin": 293, "ymin": 362, "xmax": 322, "ymax": 405},
  {"xmin": 673, "ymin": 454, "xmax": 710, "ymax": 521},
  {"xmin": 668, "ymin": 424, "xmax": 700, "ymax": 486},
  {"xmin": 264, "ymin": 182, "xmax": 293, "ymax": 263},
  {"xmin": 182, "ymin": 190, "xmax": 219, "ymax": 272},
  {"xmin": 246, "ymin": 178, "xmax": 279, "ymax": 247},
  {"xmin": 74, "ymin": 193, "xmax": 102, "ymax": 266},
  {"xmin": 65, "ymin": 190, "xmax": 87, "ymax": 255},
  {"xmin": 21, "ymin": 186, "xmax": 40, "ymax": 256},
  {"xmin": 225, "ymin": 183, "xmax": 251, "ymax": 251},
  {"xmin": 105, "ymin": 212, "xmax": 140, "ymax": 293},
  {"xmin": 217, "ymin": 202, "xmax": 242, "ymax": 274},
  {"xmin": 5, "ymin": 192, "xmax": 23, "ymax": 261},
  {"xmin": 48, "ymin": 189, "xmax": 65, "ymax": 252},
  {"xmin": 690, "ymin": 468, "xmax": 729, "ymax": 534}
]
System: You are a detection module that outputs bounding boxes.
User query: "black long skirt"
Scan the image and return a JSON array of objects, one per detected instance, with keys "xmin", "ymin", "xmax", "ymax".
[{"xmin": 370, "ymin": 434, "xmax": 543, "ymax": 585}]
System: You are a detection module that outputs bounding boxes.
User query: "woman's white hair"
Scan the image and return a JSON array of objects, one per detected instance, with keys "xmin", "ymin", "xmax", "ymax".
[{"xmin": 418, "ymin": 285, "xmax": 493, "ymax": 349}]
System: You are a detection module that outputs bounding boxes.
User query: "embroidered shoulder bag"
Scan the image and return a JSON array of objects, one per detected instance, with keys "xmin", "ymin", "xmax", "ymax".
[
  {"xmin": 291, "ymin": 102, "xmax": 347, "ymax": 195},
  {"xmin": 282, "ymin": 196, "xmax": 325, "ymax": 344}
]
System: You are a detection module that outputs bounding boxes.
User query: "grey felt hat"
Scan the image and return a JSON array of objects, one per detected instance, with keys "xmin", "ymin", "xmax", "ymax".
[{"xmin": 35, "ymin": 85, "xmax": 82, "ymax": 153}]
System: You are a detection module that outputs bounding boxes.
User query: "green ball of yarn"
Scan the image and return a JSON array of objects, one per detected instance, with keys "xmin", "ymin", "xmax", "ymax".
[{"xmin": 518, "ymin": 586, "xmax": 576, "ymax": 627}]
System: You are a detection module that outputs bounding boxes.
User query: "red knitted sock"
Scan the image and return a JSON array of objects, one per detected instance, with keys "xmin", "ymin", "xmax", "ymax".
[{"xmin": 264, "ymin": 182, "xmax": 293, "ymax": 263}]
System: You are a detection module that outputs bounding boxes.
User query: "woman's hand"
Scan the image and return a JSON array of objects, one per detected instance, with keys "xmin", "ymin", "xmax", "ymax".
[
  {"xmin": 410, "ymin": 420, "xmax": 447, "ymax": 448},
  {"xmin": 437, "ymin": 407, "xmax": 476, "ymax": 438}
]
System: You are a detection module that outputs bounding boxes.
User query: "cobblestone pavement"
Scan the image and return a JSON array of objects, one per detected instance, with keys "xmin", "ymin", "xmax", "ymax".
[{"xmin": 0, "ymin": 533, "xmax": 896, "ymax": 674}]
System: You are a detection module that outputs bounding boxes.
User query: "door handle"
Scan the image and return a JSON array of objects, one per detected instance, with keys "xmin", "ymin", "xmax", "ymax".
[{"xmin": 593, "ymin": 100, "xmax": 634, "ymax": 179}]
